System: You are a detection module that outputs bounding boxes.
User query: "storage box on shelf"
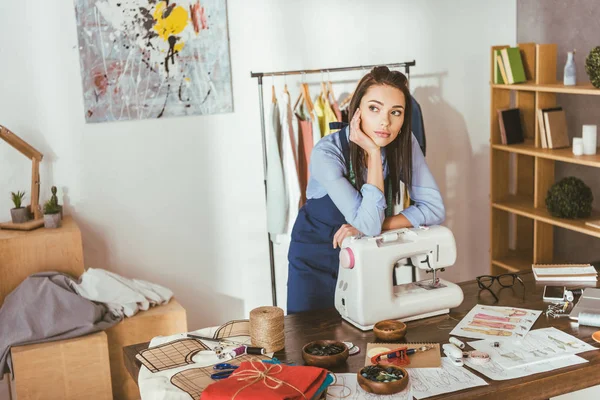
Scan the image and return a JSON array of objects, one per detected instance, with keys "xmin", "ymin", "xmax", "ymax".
[{"xmin": 490, "ymin": 43, "xmax": 600, "ymax": 274}]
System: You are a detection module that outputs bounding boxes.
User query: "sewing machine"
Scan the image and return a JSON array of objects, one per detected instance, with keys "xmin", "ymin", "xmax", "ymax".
[{"xmin": 334, "ymin": 226, "xmax": 464, "ymax": 331}]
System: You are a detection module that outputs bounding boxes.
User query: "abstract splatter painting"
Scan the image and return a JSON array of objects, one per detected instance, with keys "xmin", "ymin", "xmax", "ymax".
[{"xmin": 74, "ymin": 0, "xmax": 232, "ymax": 123}]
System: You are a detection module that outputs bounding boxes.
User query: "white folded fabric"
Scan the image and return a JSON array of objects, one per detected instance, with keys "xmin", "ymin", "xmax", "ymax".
[{"xmin": 71, "ymin": 268, "xmax": 173, "ymax": 318}]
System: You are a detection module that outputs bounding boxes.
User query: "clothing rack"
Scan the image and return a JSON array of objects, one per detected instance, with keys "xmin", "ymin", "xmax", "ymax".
[{"xmin": 250, "ymin": 60, "xmax": 416, "ymax": 306}]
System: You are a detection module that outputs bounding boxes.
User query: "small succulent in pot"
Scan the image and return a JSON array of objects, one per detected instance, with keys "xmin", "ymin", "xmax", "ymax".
[
  {"xmin": 43, "ymin": 198, "xmax": 62, "ymax": 229},
  {"xmin": 10, "ymin": 191, "xmax": 30, "ymax": 224},
  {"xmin": 585, "ymin": 46, "xmax": 600, "ymax": 89}
]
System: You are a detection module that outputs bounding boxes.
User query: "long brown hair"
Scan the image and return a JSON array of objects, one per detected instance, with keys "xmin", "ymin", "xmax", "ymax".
[{"xmin": 348, "ymin": 66, "xmax": 412, "ymax": 203}]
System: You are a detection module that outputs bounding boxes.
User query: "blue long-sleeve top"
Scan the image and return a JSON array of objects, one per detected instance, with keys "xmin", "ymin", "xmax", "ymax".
[{"xmin": 306, "ymin": 126, "xmax": 445, "ymax": 236}]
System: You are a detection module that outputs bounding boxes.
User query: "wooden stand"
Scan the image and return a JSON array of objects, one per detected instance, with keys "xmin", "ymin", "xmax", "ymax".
[
  {"xmin": 0, "ymin": 215, "xmax": 84, "ymax": 306},
  {"xmin": 11, "ymin": 332, "xmax": 113, "ymax": 400},
  {"xmin": 0, "ymin": 125, "xmax": 43, "ymax": 220},
  {"xmin": 490, "ymin": 43, "xmax": 600, "ymax": 274}
]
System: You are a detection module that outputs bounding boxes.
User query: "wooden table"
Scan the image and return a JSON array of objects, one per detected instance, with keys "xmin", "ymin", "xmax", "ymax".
[{"xmin": 123, "ymin": 273, "xmax": 600, "ymax": 399}]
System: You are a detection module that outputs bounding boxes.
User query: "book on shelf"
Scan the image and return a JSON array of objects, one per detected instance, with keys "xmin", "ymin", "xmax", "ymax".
[
  {"xmin": 500, "ymin": 47, "xmax": 527, "ymax": 84},
  {"xmin": 497, "ymin": 108, "xmax": 524, "ymax": 145},
  {"xmin": 536, "ymin": 107, "xmax": 563, "ymax": 149},
  {"xmin": 532, "ymin": 263, "xmax": 598, "ymax": 282},
  {"xmin": 544, "ymin": 108, "xmax": 569, "ymax": 149},
  {"xmin": 494, "ymin": 50, "xmax": 507, "ymax": 84}
]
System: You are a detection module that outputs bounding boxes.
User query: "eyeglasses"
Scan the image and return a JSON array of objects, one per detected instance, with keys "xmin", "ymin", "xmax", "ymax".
[{"xmin": 476, "ymin": 273, "xmax": 524, "ymax": 289}]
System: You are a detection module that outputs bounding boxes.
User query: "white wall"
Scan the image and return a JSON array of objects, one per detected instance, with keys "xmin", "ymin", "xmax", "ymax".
[{"xmin": 0, "ymin": 0, "xmax": 516, "ymax": 329}]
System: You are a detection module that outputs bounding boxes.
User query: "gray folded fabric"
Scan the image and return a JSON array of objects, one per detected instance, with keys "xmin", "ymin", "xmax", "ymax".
[{"xmin": 0, "ymin": 271, "xmax": 122, "ymax": 375}]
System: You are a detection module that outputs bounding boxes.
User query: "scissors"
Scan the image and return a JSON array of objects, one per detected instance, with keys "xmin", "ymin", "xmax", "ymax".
[{"xmin": 210, "ymin": 363, "xmax": 239, "ymax": 380}]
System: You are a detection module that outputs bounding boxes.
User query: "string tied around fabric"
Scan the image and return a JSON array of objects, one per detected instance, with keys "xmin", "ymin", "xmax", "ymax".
[{"xmin": 230, "ymin": 360, "xmax": 307, "ymax": 400}]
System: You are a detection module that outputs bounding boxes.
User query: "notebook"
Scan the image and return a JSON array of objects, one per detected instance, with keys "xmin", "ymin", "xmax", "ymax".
[
  {"xmin": 544, "ymin": 109, "xmax": 569, "ymax": 149},
  {"xmin": 365, "ymin": 342, "xmax": 441, "ymax": 368},
  {"xmin": 532, "ymin": 263, "xmax": 598, "ymax": 282}
]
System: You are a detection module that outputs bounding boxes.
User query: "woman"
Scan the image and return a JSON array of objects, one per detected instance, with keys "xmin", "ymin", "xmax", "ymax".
[{"xmin": 287, "ymin": 66, "xmax": 445, "ymax": 314}]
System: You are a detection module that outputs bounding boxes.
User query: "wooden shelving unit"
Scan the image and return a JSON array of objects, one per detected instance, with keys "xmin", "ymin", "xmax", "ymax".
[{"xmin": 490, "ymin": 43, "xmax": 600, "ymax": 275}]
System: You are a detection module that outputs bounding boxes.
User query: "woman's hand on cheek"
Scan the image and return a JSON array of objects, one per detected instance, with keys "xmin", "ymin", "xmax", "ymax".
[
  {"xmin": 349, "ymin": 109, "xmax": 379, "ymax": 154},
  {"xmin": 333, "ymin": 224, "xmax": 362, "ymax": 249}
]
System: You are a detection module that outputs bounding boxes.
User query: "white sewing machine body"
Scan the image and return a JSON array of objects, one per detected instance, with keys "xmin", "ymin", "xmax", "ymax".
[{"xmin": 334, "ymin": 225, "xmax": 464, "ymax": 331}]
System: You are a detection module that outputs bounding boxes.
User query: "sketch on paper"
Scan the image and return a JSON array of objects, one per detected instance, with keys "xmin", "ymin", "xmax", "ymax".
[
  {"xmin": 450, "ymin": 305, "xmax": 541, "ymax": 340},
  {"xmin": 74, "ymin": 0, "xmax": 233, "ymax": 122},
  {"xmin": 464, "ymin": 354, "xmax": 588, "ymax": 381},
  {"xmin": 468, "ymin": 327, "xmax": 598, "ymax": 370},
  {"xmin": 407, "ymin": 358, "xmax": 487, "ymax": 399}
]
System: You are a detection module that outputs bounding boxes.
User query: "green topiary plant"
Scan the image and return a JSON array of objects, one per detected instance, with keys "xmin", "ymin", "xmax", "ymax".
[
  {"xmin": 11, "ymin": 191, "xmax": 26, "ymax": 209},
  {"xmin": 43, "ymin": 198, "xmax": 61, "ymax": 215},
  {"xmin": 585, "ymin": 46, "xmax": 600, "ymax": 89},
  {"xmin": 545, "ymin": 177, "xmax": 593, "ymax": 218}
]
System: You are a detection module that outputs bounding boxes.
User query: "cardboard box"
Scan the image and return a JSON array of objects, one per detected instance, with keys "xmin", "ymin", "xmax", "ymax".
[
  {"xmin": 0, "ymin": 216, "xmax": 84, "ymax": 306},
  {"xmin": 11, "ymin": 332, "xmax": 112, "ymax": 400}
]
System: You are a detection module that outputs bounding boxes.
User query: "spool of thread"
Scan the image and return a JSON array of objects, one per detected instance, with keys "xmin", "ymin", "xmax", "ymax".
[
  {"xmin": 449, "ymin": 337, "xmax": 465, "ymax": 349},
  {"xmin": 573, "ymin": 137, "xmax": 584, "ymax": 156},
  {"xmin": 245, "ymin": 346, "xmax": 266, "ymax": 355},
  {"xmin": 249, "ymin": 306, "xmax": 285, "ymax": 353},
  {"xmin": 582, "ymin": 125, "xmax": 597, "ymax": 155},
  {"xmin": 578, "ymin": 312, "xmax": 600, "ymax": 328}
]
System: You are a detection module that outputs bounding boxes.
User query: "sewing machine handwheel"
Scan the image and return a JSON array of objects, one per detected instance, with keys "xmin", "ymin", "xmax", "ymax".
[{"xmin": 339, "ymin": 248, "xmax": 355, "ymax": 269}]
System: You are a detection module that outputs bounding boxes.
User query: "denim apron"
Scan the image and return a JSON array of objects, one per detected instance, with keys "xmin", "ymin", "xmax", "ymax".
[{"xmin": 287, "ymin": 128, "xmax": 391, "ymax": 314}]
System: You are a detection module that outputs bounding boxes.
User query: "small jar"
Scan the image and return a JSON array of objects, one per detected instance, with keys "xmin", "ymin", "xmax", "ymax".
[
  {"xmin": 582, "ymin": 125, "xmax": 597, "ymax": 155},
  {"xmin": 572, "ymin": 137, "xmax": 583, "ymax": 156}
]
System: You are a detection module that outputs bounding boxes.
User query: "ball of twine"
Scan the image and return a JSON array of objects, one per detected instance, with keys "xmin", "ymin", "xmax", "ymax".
[{"xmin": 249, "ymin": 306, "xmax": 285, "ymax": 353}]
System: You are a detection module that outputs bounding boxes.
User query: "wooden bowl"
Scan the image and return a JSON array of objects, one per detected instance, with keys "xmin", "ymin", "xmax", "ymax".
[
  {"xmin": 302, "ymin": 340, "xmax": 349, "ymax": 369},
  {"xmin": 373, "ymin": 320, "xmax": 407, "ymax": 342},
  {"xmin": 357, "ymin": 364, "xmax": 409, "ymax": 395}
]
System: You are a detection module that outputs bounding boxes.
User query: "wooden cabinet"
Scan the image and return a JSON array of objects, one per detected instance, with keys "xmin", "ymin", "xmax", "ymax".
[{"xmin": 490, "ymin": 43, "xmax": 600, "ymax": 274}]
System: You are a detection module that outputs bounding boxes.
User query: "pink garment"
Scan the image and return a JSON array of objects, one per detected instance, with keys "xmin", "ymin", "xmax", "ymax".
[
  {"xmin": 474, "ymin": 313, "xmax": 520, "ymax": 323},
  {"xmin": 470, "ymin": 319, "xmax": 515, "ymax": 330},
  {"xmin": 331, "ymin": 100, "xmax": 342, "ymax": 122},
  {"xmin": 296, "ymin": 119, "xmax": 313, "ymax": 206}
]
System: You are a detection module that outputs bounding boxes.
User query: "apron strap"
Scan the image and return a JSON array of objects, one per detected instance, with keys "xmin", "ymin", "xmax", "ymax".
[{"xmin": 339, "ymin": 128, "xmax": 394, "ymax": 218}]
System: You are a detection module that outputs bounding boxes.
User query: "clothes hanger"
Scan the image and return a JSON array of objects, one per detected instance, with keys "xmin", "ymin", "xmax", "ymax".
[
  {"xmin": 303, "ymin": 82, "xmax": 314, "ymax": 113},
  {"xmin": 320, "ymin": 70, "xmax": 327, "ymax": 100},
  {"xmin": 326, "ymin": 70, "xmax": 335, "ymax": 104},
  {"xmin": 293, "ymin": 73, "xmax": 306, "ymax": 111},
  {"xmin": 283, "ymin": 74, "xmax": 289, "ymax": 96},
  {"xmin": 339, "ymin": 91, "xmax": 353, "ymax": 109}
]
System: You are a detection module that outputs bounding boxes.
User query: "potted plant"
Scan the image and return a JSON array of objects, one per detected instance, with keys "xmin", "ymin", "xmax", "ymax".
[
  {"xmin": 50, "ymin": 186, "xmax": 63, "ymax": 220},
  {"xmin": 10, "ymin": 191, "xmax": 30, "ymax": 223},
  {"xmin": 43, "ymin": 197, "xmax": 62, "ymax": 229}
]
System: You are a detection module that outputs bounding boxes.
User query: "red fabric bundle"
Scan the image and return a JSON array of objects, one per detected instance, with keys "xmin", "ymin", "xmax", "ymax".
[{"xmin": 201, "ymin": 361, "xmax": 328, "ymax": 400}]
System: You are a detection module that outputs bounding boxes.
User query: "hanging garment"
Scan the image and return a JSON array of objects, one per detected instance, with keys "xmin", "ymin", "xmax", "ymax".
[
  {"xmin": 266, "ymin": 99, "xmax": 287, "ymax": 241},
  {"xmin": 279, "ymin": 92, "xmax": 301, "ymax": 234},
  {"xmin": 294, "ymin": 102, "xmax": 313, "ymax": 206},
  {"xmin": 313, "ymin": 94, "xmax": 338, "ymax": 137},
  {"xmin": 330, "ymin": 97, "xmax": 342, "ymax": 122}
]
